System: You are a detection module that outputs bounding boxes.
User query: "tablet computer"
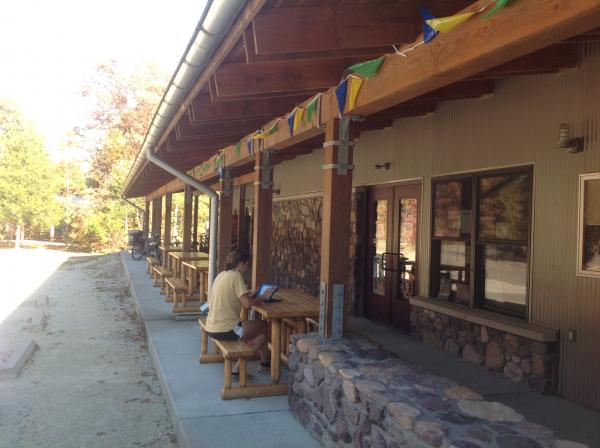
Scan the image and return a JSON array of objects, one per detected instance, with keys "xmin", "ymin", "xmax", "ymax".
[{"xmin": 254, "ymin": 284, "xmax": 279, "ymax": 302}]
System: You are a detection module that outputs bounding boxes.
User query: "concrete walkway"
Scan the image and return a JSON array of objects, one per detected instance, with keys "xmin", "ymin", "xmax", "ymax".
[
  {"xmin": 349, "ymin": 316, "xmax": 600, "ymax": 447},
  {"xmin": 120, "ymin": 253, "xmax": 318, "ymax": 448}
]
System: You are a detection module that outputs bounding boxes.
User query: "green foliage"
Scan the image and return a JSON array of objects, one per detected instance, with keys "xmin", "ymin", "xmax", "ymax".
[
  {"xmin": 0, "ymin": 101, "xmax": 61, "ymax": 237},
  {"xmin": 63, "ymin": 61, "xmax": 168, "ymax": 251}
]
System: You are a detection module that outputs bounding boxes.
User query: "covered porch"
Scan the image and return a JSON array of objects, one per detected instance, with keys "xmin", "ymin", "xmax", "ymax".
[{"xmin": 121, "ymin": 0, "xmax": 600, "ymax": 445}]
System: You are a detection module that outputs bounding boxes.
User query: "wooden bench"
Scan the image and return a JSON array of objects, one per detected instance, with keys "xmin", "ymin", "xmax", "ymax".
[
  {"xmin": 198, "ymin": 318, "xmax": 225, "ymax": 364},
  {"xmin": 146, "ymin": 256, "xmax": 159, "ymax": 275},
  {"xmin": 165, "ymin": 276, "xmax": 187, "ymax": 305},
  {"xmin": 152, "ymin": 266, "xmax": 172, "ymax": 294},
  {"xmin": 213, "ymin": 338, "xmax": 287, "ymax": 400}
]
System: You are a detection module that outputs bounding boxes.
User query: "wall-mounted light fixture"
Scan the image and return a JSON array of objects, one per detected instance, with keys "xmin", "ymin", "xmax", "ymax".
[
  {"xmin": 557, "ymin": 123, "xmax": 584, "ymax": 153},
  {"xmin": 374, "ymin": 162, "xmax": 391, "ymax": 171}
]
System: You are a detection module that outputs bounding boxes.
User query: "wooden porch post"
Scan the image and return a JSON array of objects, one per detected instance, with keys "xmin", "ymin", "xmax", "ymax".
[
  {"xmin": 182, "ymin": 185, "xmax": 193, "ymax": 252},
  {"xmin": 193, "ymin": 195, "xmax": 199, "ymax": 248},
  {"xmin": 154, "ymin": 198, "xmax": 162, "ymax": 239},
  {"xmin": 218, "ymin": 172, "xmax": 233, "ymax": 271},
  {"xmin": 320, "ymin": 118, "xmax": 353, "ymax": 339},
  {"xmin": 251, "ymin": 150, "xmax": 273, "ymax": 290},
  {"xmin": 237, "ymin": 185, "xmax": 247, "ymax": 250},
  {"xmin": 144, "ymin": 201, "xmax": 150, "ymax": 234},
  {"xmin": 164, "ymin": 193, "xmax": 172, "ymax": 246}
]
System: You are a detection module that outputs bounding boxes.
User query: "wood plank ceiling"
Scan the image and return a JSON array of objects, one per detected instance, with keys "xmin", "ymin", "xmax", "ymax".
[{"xmin": 127, "ymin": 0, "xmax": 598, "ymax": 198}]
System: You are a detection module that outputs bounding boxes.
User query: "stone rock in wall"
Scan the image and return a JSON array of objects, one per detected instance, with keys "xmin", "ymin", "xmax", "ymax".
[
  {"xmin": 387, "ymin": 402, "xmax": 421, "ymax": 430},
  {"xmin": 457, "ymin": 400, "xmax": 525, "ymax": 422},
  {"xmin": 505, "ymin": 334, "xmax": 520, "ymax": 354},
  {"xmin": 462, "ymin": 344, "xmax": 482, "ymax": 365},
  {"xmin": 485, "ymin": 340, "xmax": 505, "ymax": 371},
  {"xmin": 503, "ymin": 361, "xmax": 524, "ymax": 383},
  {"xmin": 481, "ymin": 326, "xmax": 490, "ymax": 343},
  {"xmin": 414, "ymin": 421, "xmax": 447, "ymax": 447}
]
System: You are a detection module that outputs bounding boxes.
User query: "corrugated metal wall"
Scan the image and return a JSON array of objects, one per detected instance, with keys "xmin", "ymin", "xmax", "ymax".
[{"xmin": 273, "ymin": 44, "xmax": 600, "ymax": 409}]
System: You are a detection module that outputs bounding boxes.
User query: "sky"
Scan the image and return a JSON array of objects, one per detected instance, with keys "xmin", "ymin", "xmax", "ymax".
[{"xmin": 0, "ymin": 0, "xmax": 207, "ymax": 160}]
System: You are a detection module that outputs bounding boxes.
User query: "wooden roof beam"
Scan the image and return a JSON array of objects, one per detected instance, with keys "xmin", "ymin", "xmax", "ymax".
[
  {"xmin": 211, "ymin": 57, "xmax": 363, "ymax": 99},
  {"xmin": 188, "ymin": 93, "xmax": 308, "ymax": 124},
  {"xmin": 176, "ymin": 116, "xmax": 267, "ymax": 141},
  {"xmin": 344, "ymin": 0, "xmax": 600, "ymax": 117},
  {"xmin": 249, "ymin": 2, "xmax": 473, "ymax": 56}
]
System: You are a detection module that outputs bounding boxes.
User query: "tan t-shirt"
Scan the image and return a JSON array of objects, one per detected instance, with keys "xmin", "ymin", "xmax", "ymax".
[{"xmin": 206, "ymin": 270, "xmax": 250, "ymax": 333}]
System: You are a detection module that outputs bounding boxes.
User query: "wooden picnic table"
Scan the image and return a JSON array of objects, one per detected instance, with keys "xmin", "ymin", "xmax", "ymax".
[
  {"xmin": 252, "ymin": 289, "xmax": 320, "ymax": 384},
  {"xmin": 181, "ymin": 259, "xmax": 209, "ymax": 301},
  {"xmin": 168, "ymin": 251, "xmax": 209, "ymax": 276},
  {"xmin": 159, "ymin": 246, "xmax": 183, "ymax": 269}
]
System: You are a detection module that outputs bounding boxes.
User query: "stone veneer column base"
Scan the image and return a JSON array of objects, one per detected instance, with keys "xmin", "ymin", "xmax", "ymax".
[
  {"xmin": 288, "ymin": 334, "xmax": 578, "ymax": 448},
  {"xmin": 410, "ymin": 308, "xmax": 557, "ymax": 392}
]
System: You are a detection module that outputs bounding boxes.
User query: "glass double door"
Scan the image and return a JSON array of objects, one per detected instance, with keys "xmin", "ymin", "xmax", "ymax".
[{"xmin": 365, "ymin": 183, "xmax": 420, "ymax": 333}]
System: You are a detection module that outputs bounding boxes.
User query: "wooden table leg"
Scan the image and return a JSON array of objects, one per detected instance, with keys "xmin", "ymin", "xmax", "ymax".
[
  {"xmin": 199, "ymin": 271, "xmax": 205, "ymax": 302},
  {"xmin": 271, "ymin": 319, "xmax": 281, "ymax": 384},
  {"xmin": 189, "ymin": 269, "xmax": 196, "ymax": 298}
]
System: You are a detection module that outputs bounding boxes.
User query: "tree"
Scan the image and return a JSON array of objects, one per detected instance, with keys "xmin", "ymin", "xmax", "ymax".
[
  {"xmin": 0, "ymin": 101, "xmax": 60, "ymax": 239},
  {"xmin": 65, "ymin": 61, "xmax": 169, "ymax": 250}
]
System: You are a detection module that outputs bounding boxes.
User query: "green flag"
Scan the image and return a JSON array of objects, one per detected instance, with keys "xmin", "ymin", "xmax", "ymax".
[
  {"xmin": 267, "ymin": 122, "xmax": 279, "ymax": 135},
  {"xmin": 305, "ymin": 95, "xmax": 319, "ymax": 122},
  {"xmin": 483, "ymin": 0, "xmax": 509, "ymax": 19},
  {"xmin": 347, "ymin": 56, "xmax": 385, "ymax": 79},
  {"xmin": 235, "ymin": 142, "xmax": 241, "ymax": 157}
]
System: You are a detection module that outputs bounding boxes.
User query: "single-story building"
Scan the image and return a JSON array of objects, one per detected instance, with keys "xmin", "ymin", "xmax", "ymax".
[{"xmin": 122, "ymin": 0, "xmax": 600, "ymax": 416}]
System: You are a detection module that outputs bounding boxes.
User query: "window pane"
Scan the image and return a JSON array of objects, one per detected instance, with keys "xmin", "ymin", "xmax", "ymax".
[
  {"xmin": 582, "ymin": 178, "xmax": 600, "ymax": 272},
  {"xmin": 479, "ymin": 173, "xmax": 530, "ymax": 241},
  {"xmin": 433, "ymin": 179, "xmax": 472, "ymax": 237},
  {"xmin": 399, "ymin": 198, "xmax": 418, "ymax": 262},
  {"xmin": 482, "ymin": 244, "xmax": 527, "ymax": 309},
  {"xmin": 439, "ymin": 241, "xmax": 471, "ymax": 305},
  {"xmin": 372, "ymin": 200, "xmax": 388, "ymax": 295}
]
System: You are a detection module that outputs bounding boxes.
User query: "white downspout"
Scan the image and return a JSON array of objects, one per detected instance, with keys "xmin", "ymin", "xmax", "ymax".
[{"xmin": 145, "ymin": 148, "xmax": 219, "ymax": 296}]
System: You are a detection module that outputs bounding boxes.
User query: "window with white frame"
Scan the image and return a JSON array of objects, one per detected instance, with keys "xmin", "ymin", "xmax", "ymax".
[{"xmin": 578, "ymin": 173, "xmax": 600, "ymax": 277}]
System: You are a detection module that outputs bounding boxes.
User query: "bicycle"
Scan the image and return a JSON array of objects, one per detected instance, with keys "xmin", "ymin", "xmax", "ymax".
[{"xmin": 130, "ymin": 232, "xmax": 161, "ymax": 262}]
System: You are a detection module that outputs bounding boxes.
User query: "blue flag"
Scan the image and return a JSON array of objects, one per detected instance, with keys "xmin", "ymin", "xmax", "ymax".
[
  {"xmin": 247, "ymin": 138, "xmax": 254, "ymax": 157},
  {"xmin": 287, "ymin": 112, "xmax": 295, "ymax": 136},
  {"xmin": 335, "ymin": 78, "xmax": 349, "ymax": 116},
  {"xmin": 418, "ymin": 5, "xmax": 438, "ymax": 43}
]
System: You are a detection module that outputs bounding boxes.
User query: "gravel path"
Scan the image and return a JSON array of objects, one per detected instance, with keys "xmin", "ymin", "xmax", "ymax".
[{"xmin": 0, "ymin": 250, "xmax": 177, "ymax": 448}]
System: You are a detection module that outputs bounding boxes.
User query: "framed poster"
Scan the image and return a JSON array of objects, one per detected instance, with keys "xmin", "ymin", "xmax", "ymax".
[{"xmin": 577, "ymin": 173, "xmax": 600, "ymax": 277}]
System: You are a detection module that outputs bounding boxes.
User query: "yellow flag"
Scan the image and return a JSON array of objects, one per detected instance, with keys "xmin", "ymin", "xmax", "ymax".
[
  {"xmin": 426, "ymin": 12, "xmax": 475, "ymax": 33},
  {"xmin": 250, "ymin": 132, "xmax": 266, "ymax": 140},
  {"xmin": 348, "ymin": 76, "xmax": 364, "ymax": 110},
  {"xmin": 293, "ymin": 108, "xmax": 304, "ymax": 133}
]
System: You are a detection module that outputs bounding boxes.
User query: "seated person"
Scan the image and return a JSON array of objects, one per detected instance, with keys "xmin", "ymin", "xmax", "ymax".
[{"xmin": 205, "ymin": 249, "xmax": 273, "ymax": 374}]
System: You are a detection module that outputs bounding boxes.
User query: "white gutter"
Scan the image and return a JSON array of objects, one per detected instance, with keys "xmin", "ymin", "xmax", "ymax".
[
  {"xmin": 145, "ymin": 149, "xmax": 219, "ymax": 294},
  {"xmin": 123, "ymin": 0, "xmax": 246, "ymax": 291}
]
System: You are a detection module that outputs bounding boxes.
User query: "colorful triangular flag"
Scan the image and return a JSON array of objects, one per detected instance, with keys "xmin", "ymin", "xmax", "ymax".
[
  {"xmin": 305, "ymin": 95, "xmax": 320, "ymax": 122},
  {"xmin": 346, "ymin": 56, "xmax": 385, "ymax": 80},
  {"xmin": 287, "ymin": 111, "xmax": 295, "ymax": 136},
  {"xmin": 267, "ymin": 122, "xmax": 278, "ymax": 135},
  {"xmin": 418, "ymin": 5, "xmax": 438, "ymax": 43},
  {"xmin": 427, "ymin": 12, "xmax": 475, "ymax": 33},
  {"xmin": 335, "ymin": 78, "xmax": 349, "ymax": 116},
  {"xmin": 247, "ymin": 138, "xmax": 254, "ymax": 157},
  {"xmin": 483, "ymin": 0, "xmax": 509, "ymax": 19},
  {"xmin": 348, "ymin": 76, "xmax": 364, "ymax": 110},
  {"xmin": 293, "ymin": 108, "xmax": 304, "ymax": 133}
]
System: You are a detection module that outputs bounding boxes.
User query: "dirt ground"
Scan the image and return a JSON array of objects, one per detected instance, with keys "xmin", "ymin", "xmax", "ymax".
[{"xmin": 0, "ymin": 249, "xmax": 177, "ymax": 448}]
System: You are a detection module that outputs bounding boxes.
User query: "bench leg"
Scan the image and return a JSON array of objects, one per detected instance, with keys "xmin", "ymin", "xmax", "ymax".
[
  {"xmin": 224, "ymin": 359, "xmax": 232, "ymax": 389},
  {"xmin": 239, "ymin": 358, "xmax": 247, "ymax": 387}
]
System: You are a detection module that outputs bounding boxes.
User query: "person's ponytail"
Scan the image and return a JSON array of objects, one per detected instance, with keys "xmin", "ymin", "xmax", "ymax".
[{"xmin": 224, "ymin": 249, "xmax": 250, "ymax": 271}]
